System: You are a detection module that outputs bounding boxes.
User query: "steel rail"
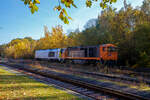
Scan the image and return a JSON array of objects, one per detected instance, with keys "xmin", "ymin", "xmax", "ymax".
[{"xmin": 1, "ymin": 62, "xmax": 150, "ymax": 100}]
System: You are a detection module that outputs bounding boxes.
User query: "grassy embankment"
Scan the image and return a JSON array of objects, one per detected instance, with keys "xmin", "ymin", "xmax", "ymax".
[{"xmin": 0, "ymin": 66, "xmax": 83, "ymax": 100}]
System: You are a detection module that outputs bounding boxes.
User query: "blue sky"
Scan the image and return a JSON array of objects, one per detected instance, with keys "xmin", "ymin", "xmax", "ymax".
[{"xmin": 0, "ymin": 0, "xmax": 144, "ymax": 44}]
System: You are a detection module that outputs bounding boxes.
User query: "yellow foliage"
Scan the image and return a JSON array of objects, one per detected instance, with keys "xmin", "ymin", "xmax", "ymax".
[
  {"xmin": 4, "ymin": 25, "xmax": 78, "ymax": 58},
  {"xmin": 36, "ymin": 25, "xmax": 68, "ymax": 50},
  {"xmin": 5, "ymin": 38, "xmax": 36, "ymax": 59}
]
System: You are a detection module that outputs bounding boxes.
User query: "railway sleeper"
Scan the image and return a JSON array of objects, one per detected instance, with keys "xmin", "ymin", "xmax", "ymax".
[{"xmin": 2, "ymin": 63, "xmax": 150, "ymax": 100}]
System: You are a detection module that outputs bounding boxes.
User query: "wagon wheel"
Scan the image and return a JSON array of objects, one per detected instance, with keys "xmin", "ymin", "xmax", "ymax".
[
  {"xmin": 60, "ymin": 59, "xmax": 64, "ymax": 64},
  {"xmin": 95, "ymin": 61, "xmax": 100, "ymax": 72}
]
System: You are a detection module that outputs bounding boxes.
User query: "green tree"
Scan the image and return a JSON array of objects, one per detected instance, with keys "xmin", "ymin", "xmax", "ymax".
[
  {"xmin": 141, "ymin": 0, "xmax": 150, "ymax": 15},
  {"xmin": 0, "ymin": 44, "xmax": 6, "ymax": 57},
  {"xmin": 2, "ymin": 0, "xmax": 150, "ymax": 67},
  {"xmin": 67, "ymin": 30, "xmax": 82, "ymax": 47},
  {"xmin": 133, "ymin": 23, "xmax": 150, "ymax": 55},
  {"xmin": 137, "ymin": 52, "xmax": 150, "ymax": 68}
]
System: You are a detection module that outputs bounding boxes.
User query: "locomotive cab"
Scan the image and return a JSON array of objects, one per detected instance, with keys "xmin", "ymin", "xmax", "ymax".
[{"xmin": 100, "ymin": 44, "xmax": 118, "ymax": 63}]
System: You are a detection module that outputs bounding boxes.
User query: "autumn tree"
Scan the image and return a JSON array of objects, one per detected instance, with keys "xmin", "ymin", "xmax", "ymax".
[
  {"xmin": 5, "ymin": 37, "xmax": 36, "ymax": 59},
  {"xmin": 36, "ymin": 25, "xmax": 68, "ymax": 50},
  {"xmin": 36, "ymin": 26, "xmax": 52, "ymax": 50},
  {"xmin": 21, "ymin": 0, "xmax": 117, "ymax": 24},
  {"xmin": 50, "ymin": 25, "xmax": 68, "ymax": 48},
  {"xmin": 2, "ymin": 0, "xmax": 150, "ymax": 67}
]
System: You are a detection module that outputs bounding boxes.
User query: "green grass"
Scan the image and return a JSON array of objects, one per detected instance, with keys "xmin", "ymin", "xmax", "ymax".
[{"xmin": 0, "ymin": 67, "xmax": 83, "ymax": 100}]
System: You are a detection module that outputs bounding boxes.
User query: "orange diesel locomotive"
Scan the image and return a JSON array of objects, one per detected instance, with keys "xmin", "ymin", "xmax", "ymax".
[{"xmin": 61, "ymin": 44, "xmax": 118, "ymax": 64}]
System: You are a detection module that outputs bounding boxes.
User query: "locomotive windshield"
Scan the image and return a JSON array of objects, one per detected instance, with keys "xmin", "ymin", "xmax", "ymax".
[{"xmin": 108, "ymin": 47, "xmax": 117, "ymax": 52}]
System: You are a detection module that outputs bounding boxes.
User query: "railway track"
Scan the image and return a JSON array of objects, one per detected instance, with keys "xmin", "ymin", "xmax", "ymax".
[
  {"xmin": 8, "ymin": 59, "xmax": 150, "ymax": 85},
  {"xmin": 1, "ymin": 64, "xmax": 118, "ymax": 100},
  {"xmin": 1, "ymin": 62, "xmax": 150, "ymax": 100},
  {"xmin": 42, "ymin": 65, "xmax": 150, "ymax": 85}
]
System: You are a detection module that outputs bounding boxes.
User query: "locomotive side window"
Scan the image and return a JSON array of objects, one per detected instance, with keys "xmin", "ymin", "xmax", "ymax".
[
  {"xmin": 103, "ymin": 47, "xmax": 106, "ymax": 51},
  {"xmin": 48, "ymin": 52, "xmax": 55, "ymax": 57},
  {"xmin": 89, "ymin": 47, "xmax": 97, "ymax": 57},
  {"xmin": 108, "ymin": 47, "xmax": 117, "ymax": 52}
]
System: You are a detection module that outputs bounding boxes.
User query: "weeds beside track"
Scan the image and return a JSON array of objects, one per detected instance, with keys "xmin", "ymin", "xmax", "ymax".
[{"xmin": 1, "ymin": 62, "xmax": 150, "ymax": 100}]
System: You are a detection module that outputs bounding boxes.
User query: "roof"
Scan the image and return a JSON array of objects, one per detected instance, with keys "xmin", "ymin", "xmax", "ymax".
[{"xmin": 36, "ymin": 48, "xmax": 66, "ymax": 52}]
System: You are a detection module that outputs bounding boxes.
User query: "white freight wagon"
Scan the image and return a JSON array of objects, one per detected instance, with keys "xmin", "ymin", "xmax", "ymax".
[{"xmin": 35, "ymin": 49, "xmax": 61, "ymax": 61}]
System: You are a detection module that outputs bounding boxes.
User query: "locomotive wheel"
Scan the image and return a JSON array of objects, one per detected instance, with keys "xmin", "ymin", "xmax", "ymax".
[
  {"xmin": 95, "ymin": 60, "xmax": 102, "ymax": 71},
  {"xmin": 100, "ymin": 59, "xmax": 104, "ymax": 64},
  {"xmin": 96, "ymin": 61, "xmax": 101, "ymax": 66}
]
